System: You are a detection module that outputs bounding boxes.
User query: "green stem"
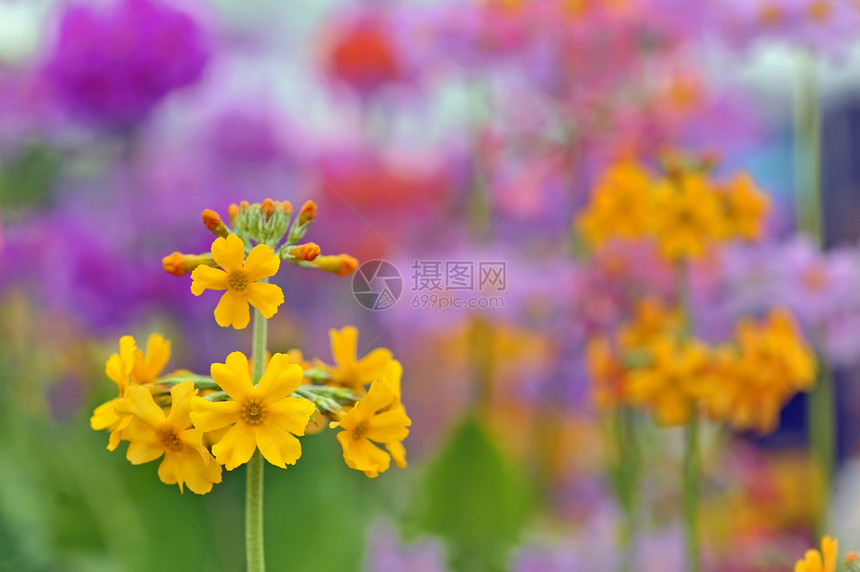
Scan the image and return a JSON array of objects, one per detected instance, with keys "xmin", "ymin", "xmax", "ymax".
[
  {"xmin": 246, "ymin": 305, "xmax": 267, "ymax": 572},
  {"xmin": 683, "ymin": 415, "xmax": 701, "ymax": 572},
  {"xmin": 612, "ymin": 406, "xmax": 639, "ymax": 572},
  {"xmin": 676, "ymin": 262, "xmax": 700, "ymax": 572},
  {"xmin": 794, "ymin": 50, "xmax": 823, "ymax": 246},
  {"xmin": 809, "ymin": 353, "xmax": 834, "ymax": 537}
]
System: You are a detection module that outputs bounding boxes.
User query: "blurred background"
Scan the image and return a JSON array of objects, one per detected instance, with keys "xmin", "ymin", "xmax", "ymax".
[{"xmin": 3, "ymin": 0, "xmax": 860, "ymax": 570}]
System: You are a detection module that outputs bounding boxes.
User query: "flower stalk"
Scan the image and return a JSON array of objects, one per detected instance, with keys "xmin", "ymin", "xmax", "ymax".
[
  {"xmin": 795, "ymin": 50, "xmax": 833, "ymax": 537},
  {"xmin": 246, "ymin": 304, "xmax": 268, "ymax": 572},
  {"xmin": 676, "ymin": 261, "xmax": 700, "ymax": 572}
]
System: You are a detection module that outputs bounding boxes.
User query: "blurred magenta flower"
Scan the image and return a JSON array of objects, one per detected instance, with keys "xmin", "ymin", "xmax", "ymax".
[{"xmin": 43, "ymin": 0, "xmax": 211, "ymax": 127}]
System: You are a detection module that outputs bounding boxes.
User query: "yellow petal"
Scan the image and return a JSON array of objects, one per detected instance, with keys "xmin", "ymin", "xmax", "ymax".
[
  {"xmin": 243, "ymin": 244, "xmax": 280, "ymax": 281},
  {"xmin": 164, "ymin": 381, "xmax": 197, "ymax": 429},
  {"xmin": 212, "ymin": 424, "xmax": 258, "ymax": 470},
  {"xmin": 386, "ymin": 441, "xmax": 407, "ymax": 469},
  {"xmin": 214, "ymin": 290, "xmax": 251, "ymax": 329},
  {"xmin": 158, "ymin": 454, "xmax": 181, "ymax": 487},
  {"xmin": 366, "ymin": 408, "xmax": 411, "ymax": 444},
  {"xmin": 90, "ymin": 398, "xmax": 120, "ymax": 431},
  {"xmin": 190, "ymin": 398, "xmax": 242, "ymax": 433},
  {"xmin": 256, "ymin": 424, "xmax": 303, "ymax": 468},
  {"xmin": 337, "ymin": 431, "xmax": 390, "ymax": 477},
  {"xmin": 115, "ymin": 386, "xmax": 165, "ymax": 427},
  {"xmin": 381, "ymin": 360, "xmax": 403, "ymax": 398},
  {"xmin": 142, "ymin": 333, "xmax": 171, "ymax": 379},
  {"xmin": 330, "ymin": 327, "xmax": 358, "ymax": 369},
  {"xmin": 124, "ymin": 423, "xmax": 165, "ymax": 465},
  {"xmin": 245, "ymin": 282, "xmax": 284, "ymax": 319},
  {"xmin": 266, "ymin": 397, "xmax": 315, "ymax": 437},
  {"xmin": 178, "ymin": 449, "xmax": 222, "ymax": 494},
  {"xmin": 190, "ymin": 266, "xmax": 229, "ymax": 295},
  {"xmin": 352, "ymin": 348, "xmax": 394, "ymax": 382},
  {"xmin": 211, "ymin": 234, "xmax": 245, "ymax": 271},
  {"xmin": 256, "ymin": 355, "xmax": 304, "ymax": 402}
]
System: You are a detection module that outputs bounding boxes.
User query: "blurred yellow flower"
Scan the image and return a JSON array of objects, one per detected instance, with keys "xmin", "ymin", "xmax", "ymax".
[
  {"xmin": 330, "ymin": 380, "xmax": 411, "ymax": 478},
  {"xmin": 795, "ymin": 535, "xmax": 838, "ymax": 572},
  {"xmin": 190, "ymin": 352, "xmax": 314, "ymax": 470},
  {"xmin": 651, "ymin": 173, "xmax": 725, "ymax": 262},
  {"xmin": 115, "ymin": 381, "xmax": 222, "ymax": 494},
  {"xmin": 704, "ymin": 309, "xmax": 816, "ymax": 434},
  {"xmin": 718, "ymin": 173, "xmax": 771, "ymax": 242},
  {"xmin": 625, "ymin": 336, "xmax": 711, "ymax": 426},
  {"xmin": 190, "ymin": 234, "xmax": 284, "ymax": 329},
  {"xmin": 318, "ymin": 326, "xmax": 393, "ymax": 391},
  {"xmin": 576, "ymin": 161, "xmax": 653, "ymax": 248},
  {"xmin": 130, "ymin": 333, "xmax": 171, "ymax": 385}
]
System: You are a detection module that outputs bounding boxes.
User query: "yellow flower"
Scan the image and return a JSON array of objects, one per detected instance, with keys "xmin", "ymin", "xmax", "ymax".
[
  {"xmin": 703, "ymin": 309, "xmax": 816, "ymax": 434},
  {"xmin": 190, "ymin": 352, "xmax": 315, "ymax": 470},
  {"xmin": 91, "ymin": 334, "xmax": 178, "ymax": 450},
  {"xmin": 318, "ymin": 326, "xmax": 393, "ymax": 391},
  {"xmin": 795, "ymin": 535, "xmax": 838, "ymax": 572},
  {"xmin": 718, "ymin": 173, "xmax": 771, "ymax": 242},
  {"xmin": 329, "ymin": 380, "xmax": 411, "ymax": 478},
  {"xmin": 576, "ymin": 161, "xmax": 654, "ymax": 249},
  {"xmin": 625, "ymin": 337, "xmax": 711, "ymax": 426},
  {"xmin": 114, "ymin": 381, "xmax": 222, "ymax": 494},
  {"xmin": 190, "ymin": 234, "xmax": 284, "ymax": 329},
  {"xmin": 651, "ymin": 173, "xmax": 725, "ymax": 262},
  {"xmin": 90, "ymin": 335, "xmax": 137, "ymax": 450}
]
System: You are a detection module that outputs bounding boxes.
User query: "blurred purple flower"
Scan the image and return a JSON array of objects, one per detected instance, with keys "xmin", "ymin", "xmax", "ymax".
[
  {"xmin": 43, "ymin": 0, "xmax": 211, "ymax": 127},
  {"xmin": 365, "ymin": 521, "xmax": 448, "ymax": 572}
]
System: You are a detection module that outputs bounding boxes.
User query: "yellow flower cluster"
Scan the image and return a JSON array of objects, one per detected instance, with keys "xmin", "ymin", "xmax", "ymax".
[
  {"xmin": 575, "ymin": 158, "xmax": 771, "ymax": 262},
  {"xmin": 91, "ymin": 200, "xmax": 410, "ymax": 493},
  {"xmin": 587, "ymin": 302, "xmax": 816, "ymax": 433},
  {"xmin": 91, "ymin": 327, "xmax": 412, "ymax": 492}
]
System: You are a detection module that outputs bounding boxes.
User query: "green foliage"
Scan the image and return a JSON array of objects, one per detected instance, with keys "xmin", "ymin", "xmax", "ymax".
[{"xmin": 409, "ymin": 415, "xmax": 535, "ymax": 572}]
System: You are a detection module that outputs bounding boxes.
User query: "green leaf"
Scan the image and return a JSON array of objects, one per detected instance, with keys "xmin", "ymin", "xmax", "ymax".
[{"xmin": 408, "ymin": 415, "xmax": 535, "ymax": 572}]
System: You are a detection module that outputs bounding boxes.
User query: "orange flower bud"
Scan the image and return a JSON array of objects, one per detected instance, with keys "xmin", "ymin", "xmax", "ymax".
[
  {"xmin": 201, "ymin": 209, "xmax": 229, "ymax": 238},
  {"xmin": 336, "ymin": 254, "xmax": 358, "ymax": 276},
  {"xmin": 240, "ymin": 200, "xmax": 249, "ymax": 212},
  {"xmin": 261, "ymin": 198, "xmax": 276, "ymax": 220},
  {"xmin": 847, "ymin": 552, "xmax": 858, "ymax": 565},
  {"xmin": 282, "ymin": 200, "xmax": 293, "ymax": 213},
  {"xmin": 288, "ymin": 242, "xmax": 321, "ymax": 261},
  {"xmin": 298, "ymin": 200, "xmax": 317, "ymax": 226},
  {"xmin": 162, "ymin": 252, "xmax": 185, "ymax": 277},
  {"xmin": 228, "ymin": 203, "xmax": 240, "ymax": 220},
  {"xmin": 162, "ymin": 252, "xmax": 217, "ymax": 276}
]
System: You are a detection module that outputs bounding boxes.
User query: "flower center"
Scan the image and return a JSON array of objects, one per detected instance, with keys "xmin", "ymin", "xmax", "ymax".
[
  {"xmin": 159, "ymin": 430, "xmax": 183, "ymax": 451},
  {"xmin": 243, "ymin": 401, "xmax": 265, "ymax": 425},
  {"xmin": 351, "ymin": 421, "xmax": 369, "ymax": 440},
  {"xmin": 229, "ymin": 270, "xmax": 249, "ymax": 291}
]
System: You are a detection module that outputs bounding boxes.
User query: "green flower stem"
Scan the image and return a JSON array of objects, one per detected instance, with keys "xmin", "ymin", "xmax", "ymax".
[
  {"xmin": 795, "ymin": 52, "xmax": 834, "ymax": 535},
  {"xmin": 795, "ymin": 51, "xmax": 823, "ymax": 247},
  {"xmin": 676, "ymin": 261, "xmax": 700, "ymax": 572},
  {"xmin": 810, "ymin": 352, "xmax": 834, "ymax": 537},
  {"xmin": 683, "ymin": 415, "xmax": 701, "ymax": 572},
  {"xmin": 247, "ymin": 304, "xmax": 268, "ymax": 572},
  {"xmin": 611, "ymin": 406, "xmax": 640, "ymax": 572}
]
